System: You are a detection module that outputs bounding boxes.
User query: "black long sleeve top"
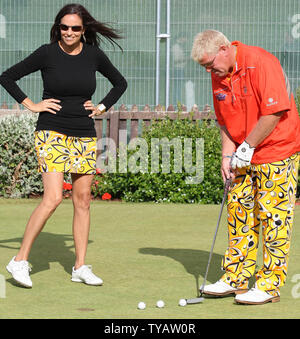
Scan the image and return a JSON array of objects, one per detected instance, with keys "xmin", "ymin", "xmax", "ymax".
[{"xmin": 0, "ymin": 42, "xmax": 127, "ymax": 137}]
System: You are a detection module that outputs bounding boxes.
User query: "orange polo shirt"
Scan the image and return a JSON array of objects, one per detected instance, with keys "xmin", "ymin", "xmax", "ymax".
[{"xmin": 212, "ymin": 41, "xmax": 300, "ymax": 164}]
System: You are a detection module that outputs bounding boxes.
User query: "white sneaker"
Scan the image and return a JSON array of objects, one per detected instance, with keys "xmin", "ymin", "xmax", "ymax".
[
  {"xmin": 6, "ymin": 256, "xmax": 33, "ymax": 288},
  {"xmin": 71, "ymin": 265, "xmax": 103, "ymax": 286},
  {"xmin": 235, "ymin": 285, "xmax": 280, "ymax": 305},
  {"xmin": 202, "ymin": 280, "xmax": 247, "ymax": 296}
]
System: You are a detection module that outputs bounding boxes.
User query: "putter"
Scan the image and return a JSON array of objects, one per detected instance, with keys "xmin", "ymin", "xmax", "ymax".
[{"xmin": 184, "ymin": 177, "xmax": 231, "ymax": 305}]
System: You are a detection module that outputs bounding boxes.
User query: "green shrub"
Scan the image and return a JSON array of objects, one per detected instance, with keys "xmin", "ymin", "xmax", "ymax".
[
  {"xmin": 92, "ymin": 117, "xmax": 225, "ymax": 203},
  {"xmin": 0, "ymin": 113, "xmax": 43, "ymax": 198},
  {"xmin": 1, "ymin": 112, "xmax": 298, "ymax": 202},
  {"xmin": 92, "ymin": 115, "xmax": 300, "ymax": 202}
]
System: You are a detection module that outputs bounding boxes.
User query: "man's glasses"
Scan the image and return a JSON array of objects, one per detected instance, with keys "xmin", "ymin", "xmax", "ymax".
[
  {"xmin": 59, "ymin": 24, "xmax": 83, "ymax": 32},
  {"xmin": 201, "ymin": 54, "xmax": 218, "ymax": 69}
]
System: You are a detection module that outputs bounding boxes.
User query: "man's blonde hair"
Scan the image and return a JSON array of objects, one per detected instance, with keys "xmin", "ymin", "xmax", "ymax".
[{"xmin": 191, "ymin": 30, "xmax": 231, "ymax": 63}]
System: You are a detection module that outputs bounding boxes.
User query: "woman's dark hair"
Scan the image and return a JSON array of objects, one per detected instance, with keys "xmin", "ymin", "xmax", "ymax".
[{"xmin": 50, "ymin": 3, "xmax": 123, "ymax": 50}]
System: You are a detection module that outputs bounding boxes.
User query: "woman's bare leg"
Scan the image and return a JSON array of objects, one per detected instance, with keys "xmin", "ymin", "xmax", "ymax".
[
  {"xmin": 15, "ymin": 172, "xmax": 64, "ymax": 261},
  {"xmin": 71, "ymin": 173, "xmax": 94, "ymax": 269}
]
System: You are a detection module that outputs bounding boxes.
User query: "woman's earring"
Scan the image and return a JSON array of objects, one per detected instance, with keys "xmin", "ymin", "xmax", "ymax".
[{"xmin": 82, "ymin": 33, "xmax": 86, "ymax": 43}]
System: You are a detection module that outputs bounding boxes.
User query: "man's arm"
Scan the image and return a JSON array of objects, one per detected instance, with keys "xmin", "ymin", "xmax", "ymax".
[
  {"xmin": 220, "ymin": 125, "xmax": 236, "ymax": 182},
  {"xmin": 231, "ymin": 111, "xmax": 285, "ymax": 169},
  {"xmin": 245, "ymin": 111, "xmax": 285, "ymax": 148}
]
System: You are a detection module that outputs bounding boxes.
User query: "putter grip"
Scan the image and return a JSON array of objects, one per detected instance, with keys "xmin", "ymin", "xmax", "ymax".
[{"xmin": 225, "ymin": 178, "xmax": 232, "ymax": 192}]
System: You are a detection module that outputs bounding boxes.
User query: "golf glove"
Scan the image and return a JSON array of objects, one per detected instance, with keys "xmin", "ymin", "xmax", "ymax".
[{"xmin": 231, "ymin": 141, "xmax": 255, "ymax": 169}]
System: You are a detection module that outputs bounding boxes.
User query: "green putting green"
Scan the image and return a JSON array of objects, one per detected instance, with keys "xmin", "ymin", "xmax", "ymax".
[{"xmin": 0, "ymin": 199, "xmax": 299, "ymax": 319}]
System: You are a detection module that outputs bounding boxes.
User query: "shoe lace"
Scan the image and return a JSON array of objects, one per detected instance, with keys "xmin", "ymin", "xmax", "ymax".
[
  {"xmin": 248, "ymin": 286, "xmax": 267, "ymax": 296},
  {"xmin": 15, "ymin": 261, "xmax": 32, "ymax": 273},
  {"xmin": 81, "ymin": 265, "xmax": 94, "ymax": 279}
]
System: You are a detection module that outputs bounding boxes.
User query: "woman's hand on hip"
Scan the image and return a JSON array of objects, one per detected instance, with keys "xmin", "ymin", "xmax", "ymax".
[
  {"xmin": 22, "ymin": 98, "xmax": 61, "ymax": 114},
  {"xmin": 84, "ymin": 100, "xmax": 105, "ymax": 118}
]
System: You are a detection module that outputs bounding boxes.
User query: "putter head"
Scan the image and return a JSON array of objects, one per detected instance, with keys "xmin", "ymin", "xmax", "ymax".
[{"xmin": 186, "ymin": 297, "xmax": 204, "ymax": 304}]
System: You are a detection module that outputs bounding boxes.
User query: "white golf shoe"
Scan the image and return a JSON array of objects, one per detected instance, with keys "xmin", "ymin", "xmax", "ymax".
[
  {"xmin": 202, "ymin": 280, "xmax": 247, "ymax": 296},
  {"xmin": 6, "ymin": 256, "xmax": 33, "ymax": 288},
  {"xmin": 71, "ymin": 265, "xmax": 103, "ymax": 286},
  {"xmin": 235, "ymin": 285, "xmax": 280, "ymax": 305}
]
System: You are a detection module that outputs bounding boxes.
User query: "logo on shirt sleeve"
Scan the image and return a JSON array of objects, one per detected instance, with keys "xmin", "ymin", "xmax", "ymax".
[{"xmin": 266, "ymin": 97, "xmax": 278, "ymax": 106}]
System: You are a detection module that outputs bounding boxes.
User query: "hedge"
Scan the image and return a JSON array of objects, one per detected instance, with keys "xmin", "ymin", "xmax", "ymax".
[
  {"xmin": 92, "ymin": 117, "xmax": 225, "ymax": 203},
  {"xmin": 0, "ymin": 112, "xmax": 299, "ymax": 202},
  {"xmin": 0, "ymin": 113, "xmax": 43, "ymax": 198}
]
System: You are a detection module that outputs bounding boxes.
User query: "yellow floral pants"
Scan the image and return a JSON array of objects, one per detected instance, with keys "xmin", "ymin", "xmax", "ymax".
[{"xmin": 221, "ymin": 153, "xmax": 299, "ymax": 297}]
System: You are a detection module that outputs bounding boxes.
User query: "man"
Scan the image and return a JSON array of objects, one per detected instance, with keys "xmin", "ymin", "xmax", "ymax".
[{"xmin": 191, "ymin": 30, "xmax": 300, "ymax": 304}]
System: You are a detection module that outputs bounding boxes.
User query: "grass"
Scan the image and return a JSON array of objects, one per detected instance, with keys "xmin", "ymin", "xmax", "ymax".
[{"xmin": 0, "ymin": 199, "xmax": 299, "ymax": 319}]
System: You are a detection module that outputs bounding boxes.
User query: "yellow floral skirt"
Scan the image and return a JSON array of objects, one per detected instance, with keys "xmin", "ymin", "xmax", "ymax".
[
  {"xmin": 221, "ymin": 153, "xmax": 299, "ymax": 297},
  {"xmin": 34, "ymin": 130, "xmax": 97, "ymax": 174}
]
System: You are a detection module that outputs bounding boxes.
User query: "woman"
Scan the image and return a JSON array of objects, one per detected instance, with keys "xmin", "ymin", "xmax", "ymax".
[{"xmin": 0, "ymin": 3, "xmax": 127, "ymax": 288}]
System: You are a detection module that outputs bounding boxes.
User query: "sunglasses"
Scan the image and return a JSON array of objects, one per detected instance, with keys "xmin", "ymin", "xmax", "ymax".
[{"xmin": 59, "ymin": 24, "xmax": 83, "ymax": 32}]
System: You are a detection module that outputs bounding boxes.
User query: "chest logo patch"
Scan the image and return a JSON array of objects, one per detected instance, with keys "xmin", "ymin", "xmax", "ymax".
[{"xmin": 216, "ymin": 93, "xmax": 226, "ymax": 101}]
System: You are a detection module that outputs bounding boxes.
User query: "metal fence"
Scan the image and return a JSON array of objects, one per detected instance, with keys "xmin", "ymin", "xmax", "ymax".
[{"xmin": 1, "ymin": 0, "xmax": 300, "ymax": 110}]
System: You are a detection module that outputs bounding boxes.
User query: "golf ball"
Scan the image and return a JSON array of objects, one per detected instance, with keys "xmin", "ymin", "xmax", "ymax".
[
  {"xmin": 178, "ymin": 298, "xmax": 187, "ymax": 307},
  {"xmin": 156, "ymin": 300, "xmax": 165, "ymax": 308},
  {"xmin": 138, "ymin": 302, "xmax": 146, "ymax": 310}
]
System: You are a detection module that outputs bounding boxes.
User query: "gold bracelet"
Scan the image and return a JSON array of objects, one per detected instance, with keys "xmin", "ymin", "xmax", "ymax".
[{"xmin": 96, "ymin": 103, "xmax": 106, "ymax": 113}]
